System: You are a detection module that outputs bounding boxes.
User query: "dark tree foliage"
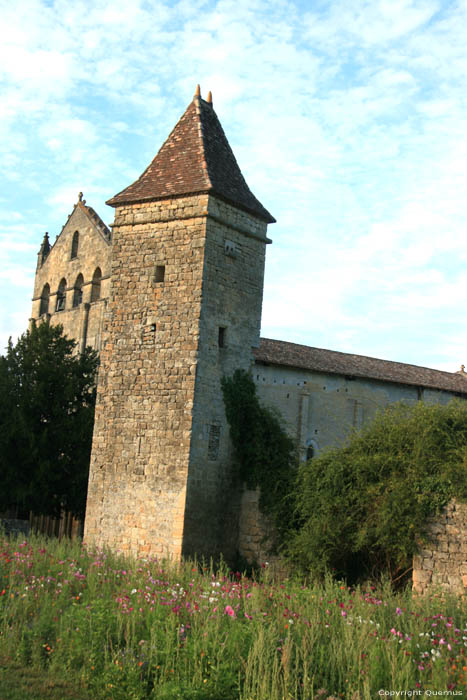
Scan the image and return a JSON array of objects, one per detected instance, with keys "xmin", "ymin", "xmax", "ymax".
[
  {"xmin": 221, "ymin": 369, "xmax": 298, "ymax": 542},
  {"xmin": 0, "ymin": 322, "xmax": 98, "ymax": 519},
  {"xmin": 286, "ymin": 400, "xmax": 467, "ymax": 584}
]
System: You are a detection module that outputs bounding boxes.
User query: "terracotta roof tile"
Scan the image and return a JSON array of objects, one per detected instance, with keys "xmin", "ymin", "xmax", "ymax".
[
  {"xmin": 255, "ymin": 338, "xmax": 467, "ymax": 395},
  {"xmin": 107, "ymin": 96, "xmax": 275, "ymax": 223}
]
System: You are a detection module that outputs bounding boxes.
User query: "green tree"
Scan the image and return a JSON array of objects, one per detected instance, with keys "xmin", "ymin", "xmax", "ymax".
[
  {"xmin": 286, "ymin": 400, "xmax": 467, "ymax": 584},
  {"xmin": 0, "ymin": 322, "xmax": 98, "ymax": 519}
]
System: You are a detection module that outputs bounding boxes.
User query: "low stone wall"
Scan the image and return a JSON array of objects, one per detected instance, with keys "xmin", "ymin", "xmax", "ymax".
[
  {"xmin": 413, "ymin": 500, "xmax": 467, "ymax": 594},
  {"xmin": 238, "ymin": 488, "xmax": 282, "ymax": 569}
]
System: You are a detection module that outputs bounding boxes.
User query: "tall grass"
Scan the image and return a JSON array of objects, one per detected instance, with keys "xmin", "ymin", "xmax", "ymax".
[{"xmin": 1, "ymin": 532, "xmax": 466, "ymax": 699}]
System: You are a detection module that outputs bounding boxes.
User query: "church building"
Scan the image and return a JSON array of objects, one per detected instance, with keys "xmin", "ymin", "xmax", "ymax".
[{"xmin": 30, "ymin": 87, "xmax": 467, "ymax": 564}]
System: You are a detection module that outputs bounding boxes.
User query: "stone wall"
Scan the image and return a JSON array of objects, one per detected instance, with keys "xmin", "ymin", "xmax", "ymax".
[
  {"xmin": 413, "ymin": 500, "xmax": 467, "ymax": 594},
  {"xmin": 31, "ymin": 202, "xmax": 111, "ymax": 352},
  {"xmin": 238, "ymin": 488, "xmax": 281, "ymax": 566},
  {"xmin": 84, "ymin": 193, "xmax": 270, "ymax": 561},
  {"xmin": 183, "ymin": 196, "xmax": 269, "ymax": 560},
  {"xmin": 84, "ymin": 195, "xmax": 207, "ymax": 558},
  {"xmin": 255, "ymin": 363, "xmax": 458, "ymax": 461}
]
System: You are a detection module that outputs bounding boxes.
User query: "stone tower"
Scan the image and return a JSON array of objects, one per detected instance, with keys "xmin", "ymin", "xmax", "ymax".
[{"xmin": 84, "ymin": 88, "xmax": 275, "ymax": 560}]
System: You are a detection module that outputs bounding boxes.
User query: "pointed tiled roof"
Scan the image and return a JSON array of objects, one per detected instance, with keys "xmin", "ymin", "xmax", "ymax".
[
  {"xmin": 107, "ymin": 91, "xmax": 275, "ymax": 223},
  {"xmin": 255, "ymin": 338, "xmax": 467, "ymax": 395}
]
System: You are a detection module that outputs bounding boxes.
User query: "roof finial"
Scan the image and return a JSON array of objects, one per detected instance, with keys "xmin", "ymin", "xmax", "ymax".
[
  {"xmin": 78, "ymin": 191, "xmax": 83, "ymax": 202},
  {"xmin": 207, "ymin": 90, "xmax": 213, "ymax": 105},
  {"xmin": 195, "ymin": 84, "xmax": 201, "ymax": 98}
]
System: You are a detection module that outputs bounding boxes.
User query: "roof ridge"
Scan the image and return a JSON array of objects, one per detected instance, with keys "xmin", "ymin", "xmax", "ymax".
[
  {"xmin": 194, "ymin": 94, "xmax": 214, "ymax": 191},
  {"xmin": 256, "ymin": 337, "xmax": 467, "ymax": 395}
]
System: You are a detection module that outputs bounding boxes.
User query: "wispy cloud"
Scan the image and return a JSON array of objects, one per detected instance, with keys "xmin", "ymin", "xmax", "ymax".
[{"xmin": 1, "ymin": 0, "xmax": 466, "ymax": 371}]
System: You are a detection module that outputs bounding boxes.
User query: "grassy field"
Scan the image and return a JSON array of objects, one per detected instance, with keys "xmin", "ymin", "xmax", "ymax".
[{"xmin": 1, "ymin": 533, "xmax": 466, "ymax": 699}]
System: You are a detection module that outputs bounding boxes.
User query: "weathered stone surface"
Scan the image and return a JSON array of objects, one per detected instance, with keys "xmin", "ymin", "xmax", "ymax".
[
  {"xmin": 413, "ymin": 500, "xmax": 467, "ymax": 595},
  {"xmin": 30, "ymin": 197, "xmax": 111, "ymax": 353},
  {"xmin": 84, "ymin": 193, "xmax": 270, "ymax": 561}
]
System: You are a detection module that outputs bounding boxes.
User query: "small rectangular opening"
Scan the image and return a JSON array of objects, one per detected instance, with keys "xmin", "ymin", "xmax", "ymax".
[
  {"xmin": 218, "ymin": 327, "xmax": 226, "ymax": 348},
  {"xmin": 154, "ymin": 265, "xmax": 165, "ymax": 283}
]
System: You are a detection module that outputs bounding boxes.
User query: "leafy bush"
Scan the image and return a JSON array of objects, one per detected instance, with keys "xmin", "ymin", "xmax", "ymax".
[{"xmin": 287, "ymin": 400, "xmax": 467, "ymax": 583}]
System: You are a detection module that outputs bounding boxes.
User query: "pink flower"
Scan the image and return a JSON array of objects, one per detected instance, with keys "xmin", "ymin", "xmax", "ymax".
[
  {"xmin": 396, "ymin": 607, "xmax": 402, "ymax": 615},
  {"xmin": 224, "ymin": 605, "xmax": 236, "ymax": 618}
]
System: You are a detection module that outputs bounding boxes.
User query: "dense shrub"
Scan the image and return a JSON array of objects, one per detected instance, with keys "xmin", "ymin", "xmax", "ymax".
[{"xmin": 287, "ymin": 400, "xmax": 467, "ymax": 583}]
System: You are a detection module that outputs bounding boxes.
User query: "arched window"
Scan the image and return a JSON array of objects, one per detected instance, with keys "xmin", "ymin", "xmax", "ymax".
[
  {"xmin": 71, "ymin": 231, "xmax": 79, "ymax": 259},
  {"xmin": 72, "ymin": 273, "xmax": 84, "ymax": 308},
  {"xmin": 39, "ymin": 283, "xmax": 50, "ymax": 315},
  {"xmin": 56, "ymin": 278, "xmax": 67, "ymax": 312},
  {"xmin": 91, "ymin": 267, "xmax": 102, "ymax": 302}
]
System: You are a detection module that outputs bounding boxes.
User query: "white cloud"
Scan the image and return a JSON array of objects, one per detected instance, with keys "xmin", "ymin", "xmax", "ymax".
[{"xmin": 1, "ymin": 0, "xmax": 467, "ymax": 372}]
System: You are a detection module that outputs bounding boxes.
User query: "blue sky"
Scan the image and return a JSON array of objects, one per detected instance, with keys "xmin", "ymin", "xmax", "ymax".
[{"xmin": 1, "ymin": 0, "xmax": 466, "ymax": 372}]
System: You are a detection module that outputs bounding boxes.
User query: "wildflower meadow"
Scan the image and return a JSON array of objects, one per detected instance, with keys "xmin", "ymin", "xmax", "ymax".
[{"xmin": 1, "ymin": 532, "xmax": 466, "ymax": 699}]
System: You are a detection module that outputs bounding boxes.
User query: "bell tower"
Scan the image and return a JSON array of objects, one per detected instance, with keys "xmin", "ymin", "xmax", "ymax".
[{"xmin": 84, "ymin": 87, "xmax": 275, "ymax": 559}]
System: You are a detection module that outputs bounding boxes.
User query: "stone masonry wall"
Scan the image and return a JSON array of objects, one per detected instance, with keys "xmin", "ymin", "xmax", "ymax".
[
  {"xmin": 84, "ymin": 196, "xmax": 209, "ymax": 559},
  {"xmin": 413, "ymin": 500, "xmax": 467, "ymax": 594},
  {"xmin": 238, "ymin": 488, "xmax": 281, "ymax": 567},
  {"xmin": 255, "ymin": 364, "xmax": 457, "ymax": 461},
  {"xmin": 183, "ymin": 196, "xmax": 269, "ymax": 560},
  {"xmin": 31, "ymin": 204, "xmax": 111, "ymax": 352},
  {"xmin": 84, "ymin": 193, "xmax": 271, "ymax": 562}
]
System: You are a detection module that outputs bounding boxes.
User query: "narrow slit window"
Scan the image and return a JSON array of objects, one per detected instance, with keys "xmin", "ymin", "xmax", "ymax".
[
  {"xmin": 218, "ymin": 327, "xmax": 226, "ymax": 348},
  {"xmin": 39, "ymin": 284, "xmax": 50, "ymax": 316},
  {"xmin": 72, "ymin": 273, "xmax": 84, "ymax": 308},
  {"xmin": 154, "ymin": 265, "xmax": 165, "ymax": 283},
  {"xmin": 56, "ymin": 278, "xmax": 67, "ymax": 312},
  {"xmin": 71, "ymin": 231, "xmax": 79, "ymax": 259},
  {"xmin": 91, "ymin": 267, "xmax": 102, "ymax": 302}
]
